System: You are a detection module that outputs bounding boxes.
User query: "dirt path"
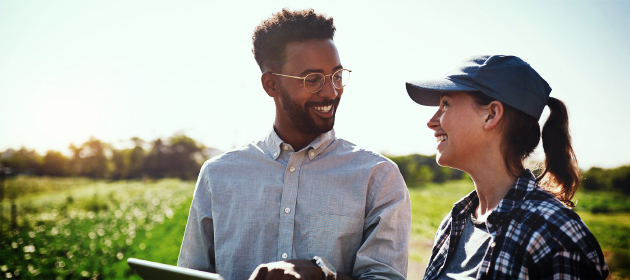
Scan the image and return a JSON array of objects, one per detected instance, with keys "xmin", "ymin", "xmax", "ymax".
[
  {"xmin": 407, "ymin": 259, "xmax": 426, "ymax": 280},
  {"xmin": 407, "ymin": 237, "xmax": 432, "ymax": 279}
]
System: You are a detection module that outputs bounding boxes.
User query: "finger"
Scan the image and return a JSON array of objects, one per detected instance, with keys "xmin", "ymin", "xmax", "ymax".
[
  {"xmin": 285, "ymin": 270, "xmax": 302, "ymax": 280},
  {"xmin": 264, "ymin": 268, "xmax": 286, "ymax": 280},
  {"xmin": 249, "ymin": 266, "xmax": 268, "ymax": 280}
]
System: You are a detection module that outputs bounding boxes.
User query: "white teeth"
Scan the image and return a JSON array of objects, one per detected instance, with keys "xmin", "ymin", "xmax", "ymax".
[
  {"xmin": 314, "ymin": 105, "xmax": 332, "ymax": 113},
  {"xmin": 436, "ymin": 135, "xmax": 448, "ymax": 143}
]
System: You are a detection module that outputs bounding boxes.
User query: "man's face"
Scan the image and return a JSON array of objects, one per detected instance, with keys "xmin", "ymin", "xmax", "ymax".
[{"xmin": 274, "ymin": 39, "xmax": 343, "ymax": 135}]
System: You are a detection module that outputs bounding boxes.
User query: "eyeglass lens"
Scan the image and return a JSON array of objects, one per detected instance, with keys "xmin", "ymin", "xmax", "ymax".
[{"xmin": 304, "ymin": 69, "xmax": 350, "ymax": 93}]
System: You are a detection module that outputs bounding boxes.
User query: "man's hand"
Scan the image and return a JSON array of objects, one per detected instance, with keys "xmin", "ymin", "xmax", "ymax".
[{"xmin": 248, "ymin": 259, "xmax": 324, "ymax": 280}]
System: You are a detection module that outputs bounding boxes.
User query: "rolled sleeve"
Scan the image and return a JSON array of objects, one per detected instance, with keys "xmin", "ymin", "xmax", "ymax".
[
  {"xmin": 353, "ymin": 162, "xmax": 411, "ymax": 280},
  {"xmin": 177, "ymin": 161, "xmax": 216, "ymax": 272}
]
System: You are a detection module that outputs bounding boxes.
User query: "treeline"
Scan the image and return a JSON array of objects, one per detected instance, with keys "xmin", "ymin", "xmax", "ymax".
[
  {"xmin": 388, "ymin": 153, "xmax": 630, "ymax": 193},
  {"xmin": 3, "ymin": 135, "xmax": 627, "ymax": 193},
  {"xmin": 387, "ymin": 154, "xmax": 466, "ymax": 186},
  {"xmin": 582, "ymin": 165, "xmax": 630, "ymax": 194},
  {"xmin": 1, "ymin": 136, "xmax": 465, "ymax": 186},
  {"xmin": 0, "ymin": 134, "xmax": 218, "ymax": 180}
]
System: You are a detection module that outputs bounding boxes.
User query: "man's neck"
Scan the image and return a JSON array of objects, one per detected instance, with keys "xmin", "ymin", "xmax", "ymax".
[{"xmin": 273, "ymin": 124, "xmax": 322, "ymax": 152}]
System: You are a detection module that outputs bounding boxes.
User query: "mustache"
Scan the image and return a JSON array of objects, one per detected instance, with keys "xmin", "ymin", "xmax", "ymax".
[{"xmin": 306, "ymin": 97, "xmax": 340, "ymax": 107}]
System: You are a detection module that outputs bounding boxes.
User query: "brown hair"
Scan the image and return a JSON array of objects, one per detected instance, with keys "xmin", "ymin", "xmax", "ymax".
[
  {"xmin": 252, "ymin": 9, "xmax": 335, "ymax": 72},
  {"xmin": 469, "ymin": 92, "xmax": 580, "ymax": 207}
]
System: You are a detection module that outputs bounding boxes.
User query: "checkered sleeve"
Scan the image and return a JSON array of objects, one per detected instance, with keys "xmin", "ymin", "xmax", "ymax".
[
  {"xmin": 544, "ymin": 211, "xmax": 609, "ymax": 279},
  {"xmin": 551, "ymin": 251, "xmax": 601, "ymax": 280},
  {"xmin": 517, "ymin": 204, "xmax": 609, "ymax": 280},
  {"xmin": 423, "ymin": 214, "xmax": 452, "ymax": 279}
]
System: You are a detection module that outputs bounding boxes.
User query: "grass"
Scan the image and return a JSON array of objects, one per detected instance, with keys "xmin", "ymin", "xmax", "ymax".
[
  {"xmin": 1, "ymin": 176, "xmax": 628, "ymax": 279},
  {"xmin": 1, "ymin": 177, "xmax": 194, "ymax": 279},
  {"xmin": 407, "ymin": 180, "xmax": 475, "ymax": 267},
  {"xmin": 573, "ymin": 189, "xmax": 630, "ymax": 214}
]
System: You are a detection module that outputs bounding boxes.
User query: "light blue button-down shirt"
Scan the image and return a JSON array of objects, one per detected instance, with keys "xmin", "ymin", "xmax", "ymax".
[{"xmin": 177, "ymin": 129, "xmax": 411, "ymax": 280}]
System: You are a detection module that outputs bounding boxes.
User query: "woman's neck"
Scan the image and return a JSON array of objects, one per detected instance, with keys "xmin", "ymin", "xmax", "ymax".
[{"xmin": 467, "ymin": 152, "xmax": 519, "ymax": 222}]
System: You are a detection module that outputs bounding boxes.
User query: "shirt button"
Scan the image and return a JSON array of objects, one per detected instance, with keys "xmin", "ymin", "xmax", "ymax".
[
  {"xmin": 283, "ymin": 145, "xmax": 289, "ymax": 151},
  {"xmin": 309, "ymin": 151, "xmax": 315, "ymax": 157},
  {"xmin": 289, "ymin": 166, "xmax": 295, "ymax": 172},
  {"xmin": 273, "ymin": 152, "xmax": 278, "ymax": 157},
  {"xmin": 281, "ymin": 253, "xmax": 288, "ymax": 259},
  {"xmin": 284, "ymin": 207, "xmax": 291, "ymax": 214},
  {"xmin": 490, "ymin": 242, "xmax": 496, "ymax": 247}
]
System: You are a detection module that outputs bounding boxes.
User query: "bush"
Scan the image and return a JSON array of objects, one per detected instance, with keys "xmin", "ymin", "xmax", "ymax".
[
  {"xmin": 582, "ymin": 165, "xmax": 630, "ymax": 194},
  {"xmin": 387, "ymin": 154, "xmax": 464, "ymax": 186}
]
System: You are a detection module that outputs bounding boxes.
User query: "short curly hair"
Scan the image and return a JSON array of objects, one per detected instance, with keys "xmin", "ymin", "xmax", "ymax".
[{"xmin": 252, "ymin": 8, "xmax": 336, "ymax": 72}]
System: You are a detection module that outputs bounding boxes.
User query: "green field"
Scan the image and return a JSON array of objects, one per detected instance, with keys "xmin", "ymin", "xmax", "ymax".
[
  {"xmin": 1, "ymin": 177, "xmax": 193, "ymax": 279},
  {"xmin": 1, "ymin": 177, "xmax": 628, "ymax": 279}
]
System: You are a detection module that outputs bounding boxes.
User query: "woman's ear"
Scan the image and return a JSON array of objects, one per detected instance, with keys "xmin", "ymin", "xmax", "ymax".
[
  {"xmin": 261, "ymin": 72, "xmax": 278, "ymax": 98},
  {"xmin": 483, "ymin": 101, "xmax": 504, "ymax": 131}
]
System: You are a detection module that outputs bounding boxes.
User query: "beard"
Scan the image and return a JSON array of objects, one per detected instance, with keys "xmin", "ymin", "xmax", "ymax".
[{"xmin": 278, "ymin": 86, "xmax": 340, "ymax": 135}]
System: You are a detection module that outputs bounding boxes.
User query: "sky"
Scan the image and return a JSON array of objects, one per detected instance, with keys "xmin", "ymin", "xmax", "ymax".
[{"xmin": 1, "ymin": 0, "xmax": 629, "ymax": 169}]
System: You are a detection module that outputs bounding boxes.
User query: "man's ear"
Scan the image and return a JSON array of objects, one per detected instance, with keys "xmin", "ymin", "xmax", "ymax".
[
  {"xmin": 483, "ymin": 101, "xmax": 504, "ymax": 131},
  {"xmin": 261, "ymin": 72, "xmax": 278, "ymax": 98}
]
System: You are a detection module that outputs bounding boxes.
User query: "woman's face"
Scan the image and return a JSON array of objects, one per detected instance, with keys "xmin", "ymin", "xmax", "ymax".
[{"xmin": 427, "ymin": 91, "xmax": 487, "ymax": 170}]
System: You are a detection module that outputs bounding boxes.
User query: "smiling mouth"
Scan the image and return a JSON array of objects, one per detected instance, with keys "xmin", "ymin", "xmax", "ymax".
[
  {"xmin": 313, "ymin": 105, "xmax": 333, "ymax": 113},
  {"xmin": 436, "ymin": 135, "xmax": 448, "ymax": 143}
]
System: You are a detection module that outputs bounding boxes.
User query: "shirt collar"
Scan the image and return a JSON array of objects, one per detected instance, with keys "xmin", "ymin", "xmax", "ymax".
[
  {"xmin": 492, "ymin": 169, "xmax": 538, "ymax": 218},
  {"xmin": 264, "ymin": 128, "xmax": 336, "ymax": 161},
  {"xmin": 451, "ymin": 189, "xmax": 479, "ymax": 220},
  {"xmin": 451, "ymin": 169, "xmax": 538, "ymax": 223}
]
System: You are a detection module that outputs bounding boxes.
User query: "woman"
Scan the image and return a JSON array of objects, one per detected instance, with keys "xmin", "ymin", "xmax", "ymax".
[{"xmin": 406, "ymin": 55, "xmax": 609, "ymax": 279}]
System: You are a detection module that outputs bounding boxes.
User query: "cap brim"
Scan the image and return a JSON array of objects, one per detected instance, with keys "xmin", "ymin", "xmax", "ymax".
[{"xmin": 406, "ymin": 78, "xmax": 478, "ymax": 106}]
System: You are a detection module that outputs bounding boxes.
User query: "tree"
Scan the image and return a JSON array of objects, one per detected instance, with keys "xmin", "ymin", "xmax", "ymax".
[
  {"xmin": 611, "ymin": 165, "xmax": 630, "ymax": 195},
  {"xmin": 2, "ymin": 134, "xmax": 217, "ymax": 181},
  {"xmin": 142, "ymin": 138, "xmax": 169, "ymax": 179},
  {"xmin": 0, "ymin": 148, "xmax": 41, "ymax": 174},
  {"xmin": 127, "ymin": 138, "xmax": 146, "ymax": 178},
  {"xmin": 40, "ymin": 151, "xmax": 69, "ymax": 176},
  {"xmin": 143, "ymin": 134, "xmax": 205, "ymax": 180},
  {"xmin": 387, "ymin": 154, "xmax": 464, "ymax": 186},
  {"xmin": 69, "ymin": 138, "xmax": 110, "ymax": 178},
  {"xmin": 110, "ymin": 138, "xmax": 147, "ymax": 180},
  {"xmin": 167, "ymin": 134, "xmax": 204, "ymax": 180},
  {"xmin": 582, "ymin": 165, "xmax": 630, "ymax": 194}
]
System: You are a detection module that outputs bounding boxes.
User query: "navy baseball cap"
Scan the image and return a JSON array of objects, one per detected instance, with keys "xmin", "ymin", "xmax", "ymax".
[{"xmin": 406, "ymin": 55, "xmax": 551, "ymax": 119}]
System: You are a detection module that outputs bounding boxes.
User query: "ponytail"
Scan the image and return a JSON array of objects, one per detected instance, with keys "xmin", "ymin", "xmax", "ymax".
[
  {"xmin": 537, "ymin": 97, "xmax": 580, "ymax": 208},
  {"xmin": 469, "ymin": 92, "xmax": 580, "ymax": 208}
]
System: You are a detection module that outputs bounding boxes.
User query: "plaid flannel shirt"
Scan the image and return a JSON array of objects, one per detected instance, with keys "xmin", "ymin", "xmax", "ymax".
[{"xmin": 424, "ymin": 170, "xmax": 609, "ymax": 280}]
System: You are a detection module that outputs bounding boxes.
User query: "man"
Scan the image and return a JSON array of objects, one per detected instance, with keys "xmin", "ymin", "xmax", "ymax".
[{"xmin": 177, "ymin": 9, "xmax": 411, "ymax": 280}]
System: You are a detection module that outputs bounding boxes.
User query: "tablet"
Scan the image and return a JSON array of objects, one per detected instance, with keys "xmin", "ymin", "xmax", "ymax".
[{"xmin": 127, "ymin": 258, "xmax": 224, "ymax": 280}]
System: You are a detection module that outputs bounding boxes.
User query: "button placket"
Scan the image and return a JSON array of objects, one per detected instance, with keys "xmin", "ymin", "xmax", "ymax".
[{"xmin": 277, "ymin": 151, "xmax": 303, "ymax": 261}]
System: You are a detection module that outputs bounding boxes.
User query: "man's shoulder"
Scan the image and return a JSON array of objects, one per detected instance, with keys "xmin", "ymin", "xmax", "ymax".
[
  {"xmin": 202, "ymin": 141, "xmax": 267, "ymax": 170},
  {"xmin": 330, "ymin": 137, "xmax": 399, "ymax": 169}
]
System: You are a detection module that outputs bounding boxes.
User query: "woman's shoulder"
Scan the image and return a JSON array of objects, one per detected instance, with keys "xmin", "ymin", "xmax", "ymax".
[
  {"xmin": 497, "ymin": 187, "xmax": 609, "ymax": 278},
  {"xmin": 517, "ymin": 186, "xmax": 581, "ymax": 224},
  {"xmin": 508, "ymin": 187, "xmax": 600, "ymax": 256}
]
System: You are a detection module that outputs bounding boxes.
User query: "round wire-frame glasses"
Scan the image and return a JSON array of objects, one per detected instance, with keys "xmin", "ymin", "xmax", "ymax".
[{"xmin": 271, "ymin": 69, "xmax": 351, "ymax": 94}]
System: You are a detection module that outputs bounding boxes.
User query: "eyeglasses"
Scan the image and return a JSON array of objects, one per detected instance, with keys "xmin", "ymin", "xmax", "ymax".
[{"xmin": 271, "ymin": 69, "xmax": 351, "ymax": 94}]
